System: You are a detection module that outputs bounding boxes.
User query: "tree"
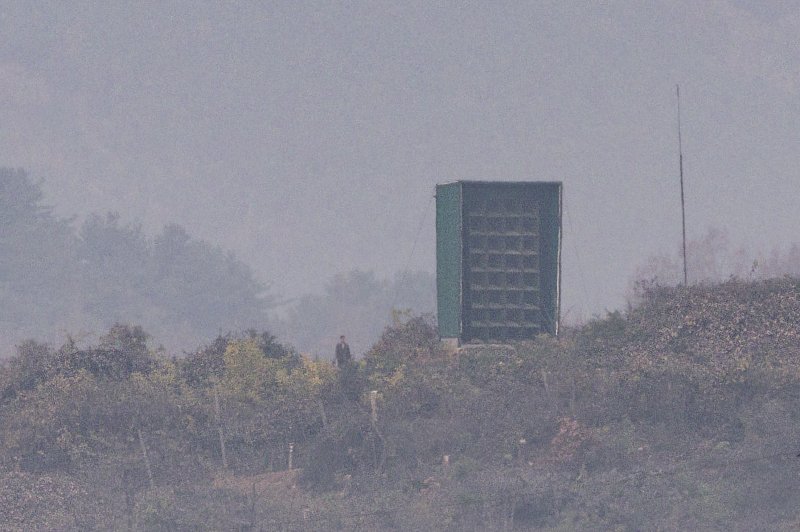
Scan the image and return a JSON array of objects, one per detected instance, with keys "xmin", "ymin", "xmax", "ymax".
[
  {"xmin": 0, "ymin": 167, "xmax": 275, "ymax": 357},
  {"xmin": 0, "ymin": 169, "xmax": 84, "ymax": 357}
]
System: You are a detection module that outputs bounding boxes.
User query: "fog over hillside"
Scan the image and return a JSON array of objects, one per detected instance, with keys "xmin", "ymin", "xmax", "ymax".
[
  {"xmin": 4, "ymin": 1, "xmax": 800, "ymax": 323},
  {"xmin": 5, "ymin": 3, "xmax": 800, "ymax": 529},
  {"xmin": 0, "ymin": 168, "xmax": 435, "ymax": 358}
]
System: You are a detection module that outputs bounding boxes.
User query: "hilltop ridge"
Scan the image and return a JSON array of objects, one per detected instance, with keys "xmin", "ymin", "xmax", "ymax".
[{"xmin": 2, "ymin": 278, "xmax": 800, "ymax": 529}]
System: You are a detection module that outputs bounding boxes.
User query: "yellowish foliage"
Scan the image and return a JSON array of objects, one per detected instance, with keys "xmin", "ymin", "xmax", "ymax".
[{"xmin": 220, "ymin": 339, "xmax": 279, "ymax": 400}]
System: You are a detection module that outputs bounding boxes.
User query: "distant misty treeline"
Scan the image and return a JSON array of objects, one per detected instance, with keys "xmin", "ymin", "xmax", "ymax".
[
  {"xmin": 0, "ymin": 168, "xmax": 434, "ymax": 359},
  {"xmin": 272, "ymin": 269, "xmax": 436, "ymax": 359},
  {"xmin": 0, "ymin": 168, "xmax": 270, "ymax": 356},
  {"xmin": 632, "ymin": 227, "xmax": 800, "ymax": 292}
]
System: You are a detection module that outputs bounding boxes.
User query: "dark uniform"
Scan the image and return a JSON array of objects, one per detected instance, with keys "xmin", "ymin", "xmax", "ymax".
[{"xmin": 335, "ymin": 340, "xmax": 352, "ymax": 367}]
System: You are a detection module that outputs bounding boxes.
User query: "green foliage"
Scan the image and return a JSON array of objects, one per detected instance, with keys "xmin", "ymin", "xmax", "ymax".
[
  {"xmin": 3, "ymin": 279, "xmax": 800, "ymax": 528},
  {"xmin": 222, "ymin": 339, "xmax": 283, "ymax": 400},
  {"xmin": 363, "ymin": 312, "xmax": 441, "ymax": 384},
  {"xmin": 180, "ymin": 334, "xmax": 231, "ymax": 388},
  {"xmin": 0, "ymin": 471, "xmax": 98, "ymax": 531}
]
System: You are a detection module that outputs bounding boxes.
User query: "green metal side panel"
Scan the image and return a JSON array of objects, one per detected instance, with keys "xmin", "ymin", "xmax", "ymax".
[{"xmin": 436, "ymin": 183, "xmax": 462, "ymax": 338}]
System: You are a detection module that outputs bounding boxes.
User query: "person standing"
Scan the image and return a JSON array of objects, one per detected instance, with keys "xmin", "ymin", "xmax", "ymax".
[{"xmin": 335, "ymin": 335, "xmax": 352, "ymax": 367}]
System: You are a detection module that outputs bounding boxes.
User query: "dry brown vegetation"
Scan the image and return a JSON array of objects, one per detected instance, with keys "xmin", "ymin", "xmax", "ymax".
[{"xmin": 2, "ymin": 279, "xmax": 800, "ymax": 529}]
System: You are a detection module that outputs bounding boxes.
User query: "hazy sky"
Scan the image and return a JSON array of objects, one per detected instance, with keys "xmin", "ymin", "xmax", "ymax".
[{"xmin": 3, "ymin": 1, "xmax": 800, "ymax": 319}]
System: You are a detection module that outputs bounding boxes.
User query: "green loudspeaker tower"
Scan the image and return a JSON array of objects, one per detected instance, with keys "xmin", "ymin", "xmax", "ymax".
[{"xmin": 436, "ymin": 181, "xmax": 562, "ymax": 344}]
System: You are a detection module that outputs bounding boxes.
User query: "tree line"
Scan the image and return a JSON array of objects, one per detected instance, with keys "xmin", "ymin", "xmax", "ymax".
[
  {"xmin": 0, "ymin": 168, "xmax": 270, "ymax": 357},
  {"xmin": 0, "ymin": 168, "xmax": 435, "ymax": 359}
]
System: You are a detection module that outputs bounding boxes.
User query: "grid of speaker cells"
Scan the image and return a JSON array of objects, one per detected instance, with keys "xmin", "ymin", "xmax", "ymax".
[{"xmin": 464, "ymin": 196, "xmax": 541, "ymax": 340}]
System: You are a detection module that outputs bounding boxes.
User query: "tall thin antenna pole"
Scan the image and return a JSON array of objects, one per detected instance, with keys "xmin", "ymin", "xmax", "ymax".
[{"xmin": 676, "ymin": 85, "xmax": 688, "ymax": 285}]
